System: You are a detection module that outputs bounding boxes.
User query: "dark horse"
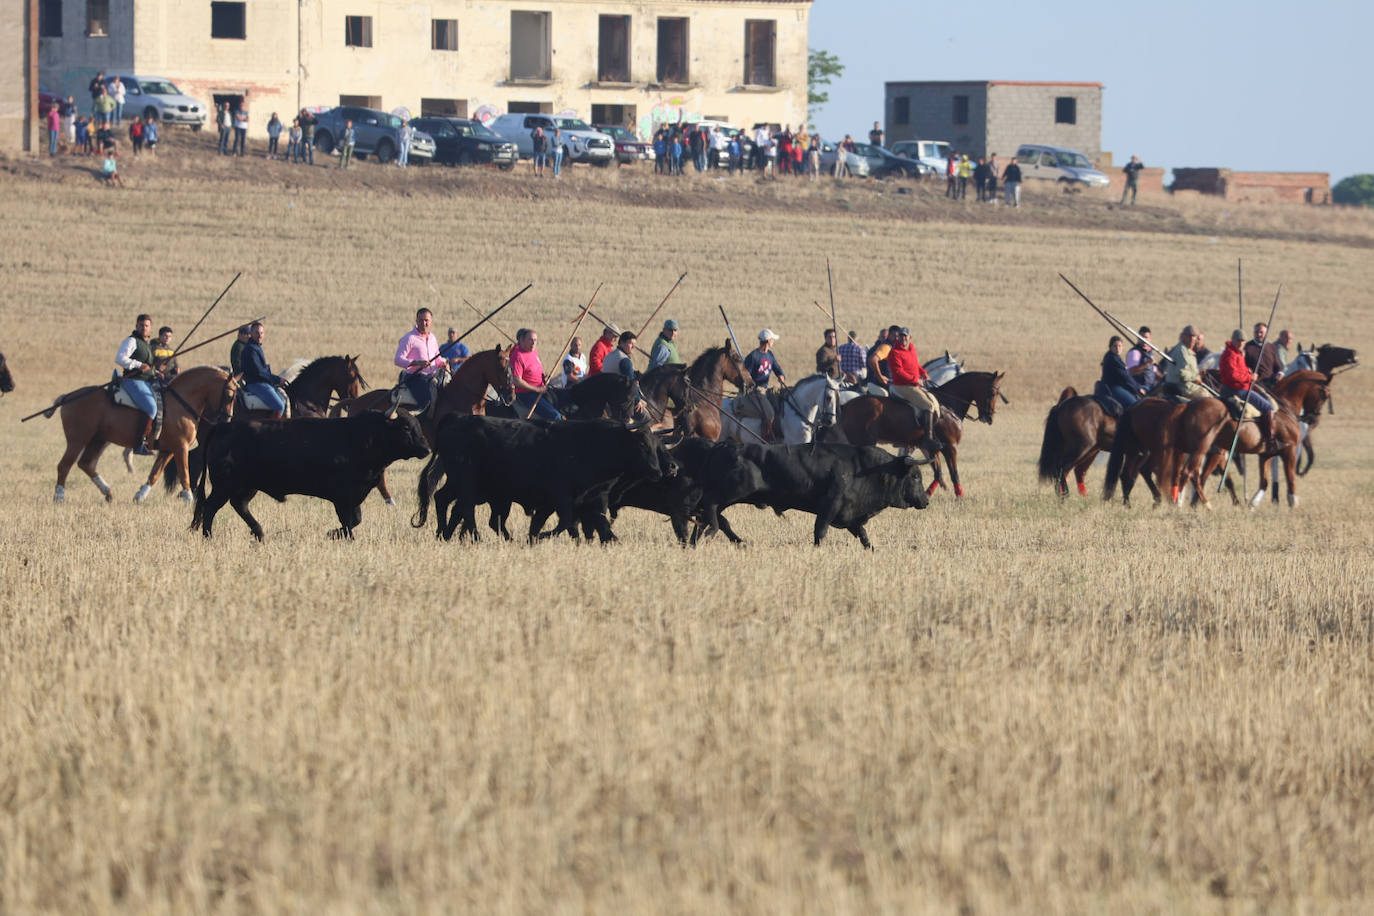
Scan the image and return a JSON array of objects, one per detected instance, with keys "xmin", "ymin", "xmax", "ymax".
[
  {"xmin": 1100, "ymin": 398, "xmax": 1185, "ymax": 507},
  {"xmin": 835, "ymin": 370, "xmax": 1006, "ymax": 497},
  {"xmin": 642, "ymin": 344, "xmax": 746, "ymax": 440},
  {"xmin": 639, "ymin": 363, "xmax": 693, "ymax": 427},
  {"xmin": 1037, "ymin": 386, "xmax": 1116, "ymax": 498},
  {"xmin": 559, "ymin": 372, "xmax": 637, "ymax": 421},
  {"xmin": 0, "ymin": 349, "xmax": 15, "ymax": 395}
]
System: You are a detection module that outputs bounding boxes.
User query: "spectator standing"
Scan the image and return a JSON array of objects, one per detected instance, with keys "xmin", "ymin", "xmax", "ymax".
[
  {"xmin": 128, "ymin": 117, "xmax": 144, "ymax": 157},
  {"xmin": 298, "ymin": 109, "xmax": 316, "ymax": 164},
  {"xmin": 217, "ymin": 102, "xmax": 232, "ymax": 155},
  {"xmin": 711, "ymin": 126, "xmax": 727, "ymax": 170},
  {"xmin": 727, "ymin": 133, "xmax": 742, "ymax": 175},
  {"xmin": 833, "ymin": 136, "xmax": 849, "ymax": 179},
  {"xmin": 266, "ymin": 112, "xmax": 282, "ymax": 160},
  {"xmin": 986, "ymin": 153, "xmax": 1000, "ymax": 201},
  {"xmin": 397, "ymin": 118, "xmax": 413, "ymax": 167},
  {"xmin": 76, "ymin": 117, "xmax": 91, "ymax": 154},
  {"xmin": 689, "ymin": 125, "xmax": 705, "ymax": 172},
  {"xmin": 670, "ymin": 133, "xmax": 683, "ymax": 176},
  {"xmin": 1121, "ymin": 155, "xmax": 1144, "ymax": 205},
  {"xmin": 93, "ymin": 90, "xmax": 115, "ymax": 130},
  {"xmin": 868, "ymin": 120, "xmax": 884, "ymax": 148},
  {"xmin": 286, "ymin": 119, "xmax": 301, "ymax": 163},
  {"xmin": 945, "ymin": 151, "xmax": 958, "ymax": 198},
  {"xmin": 1003, "ymin": 157, "xmax": 1022, "ymax": 207},
  {"xmin": 62, "ymin": 96, "xmax": 77, "ymax": 148},
  {"xmin": 807, "ymin": 138, "xmax": 821, "ymax": 180},
  {"xmin": 232, "ymin": 103, "xmax": 249, "ymax": 156},
  {"xmin": 88, "ymin": 72, "xmax": 105, "ymax": 108},
  {"xmin": 956, "ymin": 155, "xmax": 973, "ymax": 199},
  {"xmin": 653, "ymin": 129, "xmax": 667, "ymax": 174},
  {"xmin": 973, "ymin": 156, "xmax": 990, "ymax": 201},
  {"xmin": 551, "ymin": 128, "xmax": 564, "ymax": 178},
  {"xmin": 110, "ymin": 76, "xmax": 126, "ymax": 126},
  {"xmin": 337, "ymin": 119, "xmax": 355, "ymax": 169},
  {"xmin": 777, "ymin": 127, "xmax": 792, "ymax": 176},
  {"xmin": 531, "ymin": 126, "xmax": 547, "ymax": 176},
  {"xmin": 142, "ymin": 115, "xmax": 158, "ymax": 155},
  {"xmin": 46, "ymin": 103, "xmax": 61, "ymax": 156},
  {"xmin": 837, "ymin": 331, "xmax": 867, "ymax": 384},
  {"xmin": 753, "ymin": 124, "xmax": 770, "ymax": 170}
]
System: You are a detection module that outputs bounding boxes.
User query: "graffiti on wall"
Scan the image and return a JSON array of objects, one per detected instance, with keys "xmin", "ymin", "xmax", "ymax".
[{"xmin": 637, "ymin": 96, "xmax": 703, "ymax": 141}]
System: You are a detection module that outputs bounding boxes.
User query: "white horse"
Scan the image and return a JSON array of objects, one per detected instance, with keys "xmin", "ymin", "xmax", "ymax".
[
  {"xmin": 719, "ymin": 373, "xmax": 860, "ymax": 445},
  {"xmin": 923, "ymin": 351, "xmax": 965, "ymax": 388}
]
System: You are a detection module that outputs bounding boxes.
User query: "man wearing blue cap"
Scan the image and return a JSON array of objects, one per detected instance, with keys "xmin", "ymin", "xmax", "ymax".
[{"xmin": 648, "ymin": 318, "xmax": 684, "ymax": 370}]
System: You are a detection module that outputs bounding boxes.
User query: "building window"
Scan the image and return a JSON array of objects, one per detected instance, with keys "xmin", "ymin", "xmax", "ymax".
[
  {"xmin": 657, "ymin": 18, "xmax": 689, "ymax": 84},
  {"xmin": 508, "ymin": 100, "xmax": 551, "ymax": 114},
  {"xmin": 345, "ymin": 16, "xmax": 372, "ymax": 48},
  {"xmin": 211, "ymin": 2, "xmax": 245, "ymax": 39},
  {"xmin": 510, "ymin": 11, "xmax": 551, "ymax": 80},
  {"xmin": 591, "ymin": 104, "xmax": 635, "ymax": 128},
  {"xmin": 598, "ymin": 15, "xmax": 630, "ymax": 82},
  {"xmin": 893, "ymin": 96, "xmax": 910, "ymax": 126},
  {"xmin": 952, "ymin": 95, "xmax": 969, "ymax": 126},
  {"xmin": 86, "ymin": 0, "xmax": 109, "ymax": 37},
  {"xmin": 1055, "ymin": 96, "xmax": 1077, "ymax": 124},
  {"xmin": 422, "ymin": 98, "xmax": 467, "ymax": 118},
  {"xmin": 743, "ymin": 20, "xmax": 776, "ymax": 86},
  {"xmin": 432, "ymin": 19, "xmax": 457, "ymax": 51},
  {"xmin": 40, "ymin": 0, "xmax": 63, "ymax": 37},
  {"xmin": 339, "ymin": 94, "xmax": 382, "ymax": 109}
]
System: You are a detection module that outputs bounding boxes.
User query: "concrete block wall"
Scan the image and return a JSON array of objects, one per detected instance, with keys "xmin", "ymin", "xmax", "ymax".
[
  {"xmin": 884, "ymin": 82, "xmax": 987, "ymax": 153},
  {"xmin": 986, "ymin": 83, "xmax": 1101, "ymax": 160}
]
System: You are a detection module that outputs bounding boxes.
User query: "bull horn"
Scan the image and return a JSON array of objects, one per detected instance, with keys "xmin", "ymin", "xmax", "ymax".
[
  {"xmin": 903, "ymin": 455, "xmax": 936, "ymax": 466},
  {"xmin": 627, "ymin": 418, "xmax": 650, "ymax": 430},
  {"xmin": 386, "ymin": 405, "xmax": 399, "ymax": 420}
]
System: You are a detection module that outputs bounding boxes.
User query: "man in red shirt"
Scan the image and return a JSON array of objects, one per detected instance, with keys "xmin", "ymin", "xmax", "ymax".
[
  {"xmin": 1220, "ymin": 328, "xmax": 1277, "ymax": 451},
  {"xmin": 886, "ymin": 327, "xmax": 944, "ymax": 452},
  {"xmin": 587, "ymin": 323, "xmax": 620, "ymax": 375}
]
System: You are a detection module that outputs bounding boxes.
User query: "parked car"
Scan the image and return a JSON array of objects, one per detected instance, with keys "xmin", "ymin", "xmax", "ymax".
[
  {"xmin": 890, "ymin": 139, "xmax": 952, "ymax": 177},
  {"xmin": 818, "ymin": 139, "xmax": 869, "ymax": 178},
  {"xmin": 313, "ymin": 106, "xmax": 435, "ymax": 164},
  {"xmin": 1013, "ymin": 144, "xmax": 1110, "ymax": 190},
  {"xmin": 849, "ymin": 142, "xmax": 926, "ymax": 179},
  {"xmin": 593, "ymin": 125, "xmax": 653, "ymax": 165},
  {"xmin": 412, "ymin": 116, "xmax": 517, "ymax": 169},
  {"xmin": 488, "ymin": 113, "xmax": 614, "ymax": 166},
  {"xmin": 103, "ymin": 75, "xmax": 207, "ymax": 130}
]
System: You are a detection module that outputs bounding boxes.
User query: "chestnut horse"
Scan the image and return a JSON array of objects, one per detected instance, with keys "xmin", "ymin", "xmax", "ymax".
[
  {"xmin": 1174, "ymin": 370, "xmax": 1328, "ymax": 509},
  {"xmin": 47, "ymin": 366, "xmax": 237, "ymax": 503},
  {"xmin": 1037, "ymin": 386, "xmax": 1115, "ymax": 497},
  {"xmin": 834, "ymin": 371, "xmax": 1006, "ymax": 497},
  {"xmin": 1100, "ymin": 398, "xmax": 1186, "ymax": 506},
  {"xmin": 659, "ymin": 343, "xmax": 747, "ymax": 440}
]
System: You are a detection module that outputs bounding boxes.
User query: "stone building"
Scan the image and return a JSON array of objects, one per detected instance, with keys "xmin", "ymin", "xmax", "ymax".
[
  {"xmin": 1172, "ymin": 168, "xmax": 1330, "ymax": 204},
  {"xmin": 884, "ymin": 80, "xmax": 1103, "ymax": 160},
  {"xmin": 36, "ymin": 0, "xmax": 810, "ymax": 139},
  {"xmin": 2, "ymin": 0, "xmax": 38, "ymax": 152}
]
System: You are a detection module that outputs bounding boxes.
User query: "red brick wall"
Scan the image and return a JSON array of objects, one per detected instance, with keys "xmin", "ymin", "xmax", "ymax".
[{"xmin": 1171, "ymin": 168, "xmax": 1330, "ymax": 203}]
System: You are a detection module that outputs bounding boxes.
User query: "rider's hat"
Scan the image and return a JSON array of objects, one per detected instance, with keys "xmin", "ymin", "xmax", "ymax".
[
  {"xmin": 663, "ymin": 319, "xmax": 679, "ymax": 331},
  {"xmin": 603, "ymin": 322, "xmax": 621, "ymax": 336},
  {"xmin": 758, "ymin": 328, "xmax": 779, "ymax": 342},
  {"xmin": 1230, "ymin": 328, "xmax": 1245, "ymax": 343}
]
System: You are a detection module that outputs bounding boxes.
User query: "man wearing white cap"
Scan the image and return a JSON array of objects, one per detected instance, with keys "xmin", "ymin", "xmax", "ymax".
[
  {"xmin": 744, "ymin": 329, "xmax": 787, "ymax": 437},
  {"xmin": 648, "ymin": 319, "xmax": 683, "ymax": 370}
]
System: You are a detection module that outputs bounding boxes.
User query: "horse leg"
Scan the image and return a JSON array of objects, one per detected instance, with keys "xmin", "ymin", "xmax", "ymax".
[
  {"xmin": 136, "ymin": 451, "xmax": 175, "ymax": 503},
  {"xmin": 55, "ymin": 439, "xmax": 86, "ymax": 502},
  {"xmin": 944, "ymin": 446, "xmax": 963, "ymax": 498},
  {"xmin": 1283, "ymin": 448, "xmax": 1299, "ymax": 508},
  {"xmin": 1249, "ymin": 450, "xmax": 1269, "ymax": 509},
  {"xmin": 1269, "ymin": 457, "xmax": 1280, "ymax": 504},
  {"xmin": 229, "ymin": 491, "xmax": 266, "ymax": 541},
  {"xmin": 122, "ymin": 448, "xmax": 135, "ymax": 473},
  {"xmin": 76, "ymin": 440, "xmax": 114, "ymax": 502}
]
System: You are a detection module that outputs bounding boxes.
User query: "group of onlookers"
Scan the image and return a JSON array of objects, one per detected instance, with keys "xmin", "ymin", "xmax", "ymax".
[
  {"xmin": 648, "ymin": 121, "xmax": 829, "ymax": 179},
  {"xmin": 944, "ymin": 152, "xmax": 1024, "ymax": 207}
]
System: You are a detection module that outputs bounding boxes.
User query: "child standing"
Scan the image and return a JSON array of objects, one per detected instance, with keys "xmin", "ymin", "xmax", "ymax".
[
  {"xmin": 266, "ymin": 112, "xmax": 282, "ymax": 159},
  {"xmin": 129, "ymin": 117, "xmax": 144, "ymax": 157},
  {"xmin": 287, "ymin": 119, "xmax": 301, "ymax": 164}
]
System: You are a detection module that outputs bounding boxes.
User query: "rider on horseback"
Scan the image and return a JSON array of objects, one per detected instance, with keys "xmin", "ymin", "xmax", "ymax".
[
  {"xmin": 1100, "ymin": 335, "xmax": 1144, "ymax": 408},
  {"xmin": 394, "ymin": 307, "xmax": 442, "ymax": 410},
  {"xmin": 885, "ymin": 328, "xmax": 944, "ymax": 453},
  {"xmin": 116, "ymin": 314, "xmax": 159, "ymax": 454},
  {"xmin": 1221, "ymin": 328, "xmax": 1279, "ymax": 452},
  {"xmin": 1163, "ymin": 325, "xmax": 1208, "ymax": 400},
  {"xmin": 647, "ymin": 320, "xmax": 684, "ymax": 370},
  {"xmin": 241, "ymin": 321, "xmax": 287, "ymax": 419},
  {"xmin": 744, "ymin": 330, "xmax": 787, "ymax": 439}
]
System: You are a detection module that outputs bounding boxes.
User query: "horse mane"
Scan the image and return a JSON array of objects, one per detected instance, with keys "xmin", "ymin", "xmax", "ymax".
[
  {"xmin": 687, "ymin": 345, "xmax": 732, "ymax": 387},
  {"xmin": 280, "ymin": 359, "xmax": 312, "ymax": 385}
]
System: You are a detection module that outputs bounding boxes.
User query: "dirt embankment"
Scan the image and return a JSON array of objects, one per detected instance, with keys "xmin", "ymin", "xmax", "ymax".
[{"xmin": 6, "ymin": 129, "xmax": 1372, "ymax": 248}]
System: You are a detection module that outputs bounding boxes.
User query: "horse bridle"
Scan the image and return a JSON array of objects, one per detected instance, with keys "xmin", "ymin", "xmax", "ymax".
[{"xmin": 163, "ymin": 372, "xmax": 237, "ymax": 425}]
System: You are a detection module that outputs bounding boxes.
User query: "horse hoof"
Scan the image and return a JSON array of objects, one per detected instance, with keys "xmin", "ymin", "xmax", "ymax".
[
  {"xmin": 1288, "ymin": 494, "xmax": 1299, "ymax": 509},
  {"xmin": 925, "ymin": 481, "xmax": 939, "ymax": 497},
  {"xmin": 1076, "ymin": 481, "xmax": 1087, "ymax": 496},
  {"xmin": 178, "ymin": 490, "xmax": 193, "ymax": 503},
  {"xmin": 954, "ymin": 484, "xmax": 965, "ymax": 498},
  {"xmin": 53, "ymin": 486, "xmax": 65, "ymax": 504},
  {"xmin": 384, "ymin": 498, "xmax": 396, "ymax": 507},
  {"xmin": 133, "ymin": 484, "xmax": 151, "ymax": 503}
]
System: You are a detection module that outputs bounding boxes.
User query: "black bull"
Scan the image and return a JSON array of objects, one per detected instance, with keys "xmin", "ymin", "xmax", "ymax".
[
  {"xmin": 416, "ymin": 415, "xmax": 678, "ymax": 542},
  {"xmin": 191, "ymin": 412, "xmax": 430, "ymax": 540}
]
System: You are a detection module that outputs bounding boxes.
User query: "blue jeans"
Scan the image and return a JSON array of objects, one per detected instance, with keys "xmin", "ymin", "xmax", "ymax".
[
  {"xmin": 218, "ymin": 127, "xmax": 231, "ymax": 154},
  {"xmin": 1222, "ymin": 386, "xmax": 1272, "ymax": 414},
  {"xmin": 398, "ymin": 140, "xmax": 410, "ymax": 166},
  {"xmin": 402, "ymin": 372, "xmax": 432, "ymax": 409},
  {"xmin": 245, "ymin": 382, "xmax": 286, "ymax": 415},
  {"xmin": 121, "ymin": 379, "xmax": 158, "ymax": 419},
  {"xmin": 113, "ymin": 101, "xmax": 123, "ymax": 125},
  {"xmin": 533, "ymin": 152, "xmax": 547, "ymax": 170},
  {"xmin": 49, "ymin": 129, "xmax": 59, "ymax": 155},
  {"xmin": 516, "ymin": 391, "xmax": 562, "ymax": 421},
  {"xmin": 552, "ymin": 147, "xmax": 563, "ymax": 177},
  {"xmin": 1104, "ymin": 384, "xmax": 1139, "ymax": 408},
  {"xmin": 299, "ymin": 138, "xmax": 313, "ymax": 164},
  {"xmin": 695, "ymin": 150, "xmax": 707, "ymax": 172}
]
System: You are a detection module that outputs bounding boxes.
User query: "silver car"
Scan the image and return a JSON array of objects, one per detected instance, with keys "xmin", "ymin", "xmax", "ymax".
[
  {"xmin": 105, "ymin": 75, "xmax": 207, "ymax": 129},
  {"xmin": 1014, "ymin": 144, "xmax": 1110, "ymax": 190}
]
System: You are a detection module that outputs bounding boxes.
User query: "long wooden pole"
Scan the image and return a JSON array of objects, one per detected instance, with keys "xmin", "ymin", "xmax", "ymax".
[
  {"xmin": 813, "ymin": 300, "xmax": 850, "ymax": 338},
  {"xmin": 462, "ymin": 298, "xmax": 516, "ymax": 344},
  {"xmin": 826, "ymin": 258, "xmax": 837, "ymax": 341},
  {"xmin": 636, "ymin": 271, "xmax": 688, "ymax": 339},
  {"xmin": 455, "ymin": 283, "xmax": 532, "ymax": 344},
  {"xmin": 173, "ymin": 272, "xmax": 242, "ymax": 356},
  {"xmin": 525, "ymin": 284, "xmax": 601, "ymax": 419}
]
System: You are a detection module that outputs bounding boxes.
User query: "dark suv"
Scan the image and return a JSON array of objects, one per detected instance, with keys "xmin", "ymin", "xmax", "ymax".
[
  {"xmin": 411, "ymin": 117, "xmax": 518, "ymax": 169},
  {"xmin": 312, "ymin": 106, "xmax": 435, "ymax": 164}
]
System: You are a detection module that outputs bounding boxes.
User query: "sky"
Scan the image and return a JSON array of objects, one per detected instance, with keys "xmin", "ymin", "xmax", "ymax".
[{"xmin": 807, "ymin": 0, "xmax": 1371, "ymax": 185}]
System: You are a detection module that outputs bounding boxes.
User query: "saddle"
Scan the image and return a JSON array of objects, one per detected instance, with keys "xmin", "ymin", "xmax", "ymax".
[
  {"xmin": 237, "ymin": 386, "xmax": 292, "ymax": 417},
  {"xmin": 1223, "ymin": 397, "xmax": 1263, "ymax": 421},
  {"xmin": 1090, "ymin": 381, "xmax": 1123, "ymax": 418},
  {"xmin": 730, "ymin": 389, "xmax": 775, "ymax": 421},
  {"xmin": 109, "ymin": 372, "xmax": 165, "ymax": 439},
  {"xmin": 389, "ymin": 368, "xmax": 450, "ymax": 414}
]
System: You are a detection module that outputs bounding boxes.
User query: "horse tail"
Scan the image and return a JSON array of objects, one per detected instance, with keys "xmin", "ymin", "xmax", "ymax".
[
  {"xmin": 1102, "ymin": 410, "xmax": 1136, "ymax": 501},
  {"xmin": 189, "ymin": 425, "xmax": 216, "ymax": 532},
  {"xmin": 1037, "ymin": 403, "xmax": 1064, "ymax": 483},
  {"xmin": 411, "ymin": 451, "xmax": 443, "ymax": 528},
  {"xmin": 329, "ymin": 397, "xmax": 351, "ymax": 418},
  {"xmin": 1298, "ymin": 434, "xmax": 1314, "ymax": 476}
]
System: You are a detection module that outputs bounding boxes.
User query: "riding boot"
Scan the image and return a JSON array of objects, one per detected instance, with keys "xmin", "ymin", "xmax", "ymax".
[
  {"xmin": 923, "ymin": 410, "xmax": 945, "ymax": 453},
  {"xmin": 1259, "ymin": 411, "xmax": 1278, "ymax": 453},
  {"xmin": 135, "ymin": 416, "xmax": 155, "ymax": 456}
]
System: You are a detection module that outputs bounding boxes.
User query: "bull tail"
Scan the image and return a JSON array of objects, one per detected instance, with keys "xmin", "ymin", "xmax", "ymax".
[
  {"xmin": 1102, "ymin": 412, "xmax": 1136, "ymax": 502},
  {"xmin": 411, "ymin": 452, "xmax": 444, "ymax": 528},
  {"xmin": 189, "ymin": 426, "xmax": 216, "ymax": 532},
  {"xmin": 1037, "ymin": 404, "xmax": 1064, "ymax": 483}
]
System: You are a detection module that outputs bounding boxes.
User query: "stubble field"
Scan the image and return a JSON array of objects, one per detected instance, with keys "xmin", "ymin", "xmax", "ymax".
[{"xmin": 2, "ymin": 149, "xmax": 1373, "ymax": 913}]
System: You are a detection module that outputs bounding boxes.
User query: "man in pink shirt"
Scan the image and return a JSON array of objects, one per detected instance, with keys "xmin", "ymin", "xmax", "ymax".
[
  {"xmin": 46, "ymin": 103, "xmax": 62, "ymax": 156},
  {"xmin": 511, "ymin": 327, "xmax": 563, "ymax": 420},
  {"xmin": 394, "ymin": 307, "xmax": 442, "ymax": 409}
]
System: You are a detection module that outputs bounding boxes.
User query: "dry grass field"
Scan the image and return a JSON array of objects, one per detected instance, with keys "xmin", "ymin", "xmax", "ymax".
[{"xmin": 2, "ymin": 140, "xmax": 1372, "ymax": 913}]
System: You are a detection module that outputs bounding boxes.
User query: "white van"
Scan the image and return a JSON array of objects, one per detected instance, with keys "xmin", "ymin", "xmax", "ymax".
[
  {"xmin": 1013, "ymin": 144, "xmax": 1110, "ymax": 190},
  {"xmin": 890, "ymin": 139, "xmax": 951, "ymax": 176}
]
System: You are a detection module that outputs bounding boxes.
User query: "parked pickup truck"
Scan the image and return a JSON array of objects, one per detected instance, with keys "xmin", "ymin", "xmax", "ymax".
[
  {"xmin": 313, "ymin": 106, "xmax": 435, "ymax": 165},
  {"xmin": 488, "ymin": 113, "xmax": 614, "ymax": 166}
]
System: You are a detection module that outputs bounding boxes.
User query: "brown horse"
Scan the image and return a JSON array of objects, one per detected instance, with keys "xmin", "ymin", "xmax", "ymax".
[
  {"xmin": 670, "ymin": 343, "xmax": 747, "ymax": 440},
  {"xmin": 639, "ymin": 363, "xmax": 693, "ymax": 428},
  {"xmin": 1037, "ymin": 386, "xmax": 1116, "ymax": 498},
  {"xmin": 334, "ymin": 345, "xmax": 512, "ymax": 504},
  {"xmin": 1177, "ymin": 370, "xmax": 1327, "ymax": 509},
  {"xmin": 1100, "ymin": 398, "xmax": 1185, "ymax": 506},
  {"xmin": 0, "ymin": 349, "xmax": 14, "ymax": 395},
  {"xmin": 271, "ymin": 354, "xmax": 367, "ymax": 418},
  {"xmin": 834, "ymin": 371, "xmax": 1006, "ymax": 497},
  {"xmin": 47, "ymin": 366, "xmax": 237, "ymax": 503}
]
